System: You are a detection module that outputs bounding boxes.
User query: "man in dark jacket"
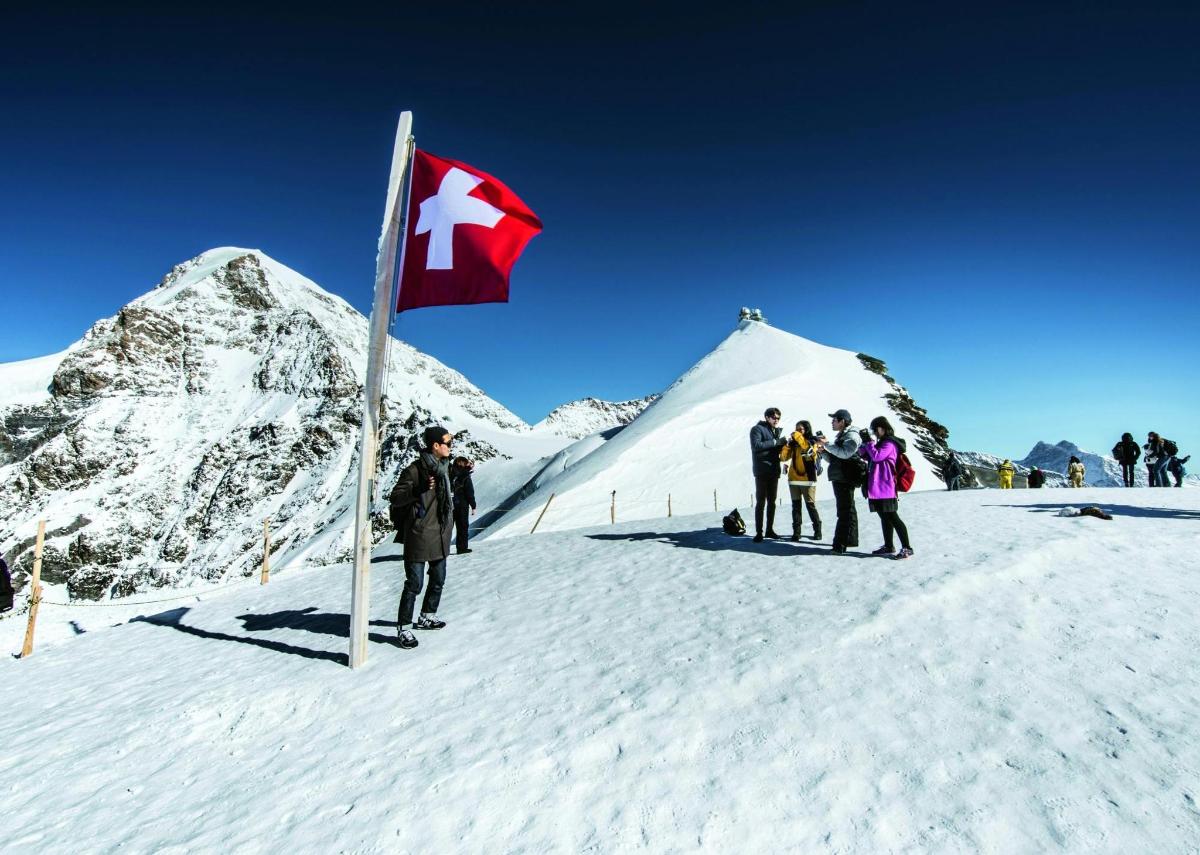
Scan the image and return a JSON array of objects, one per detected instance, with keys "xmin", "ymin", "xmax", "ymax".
[
  {"xmin": 749, "ymin": 407, "xmax": 787, "ymax": 542},
  {"xmin": 1027, "ymin": 467, "xmax": 1046, "ymax": 488},
  {"xmin": 1112, "ymin": 433, "xmax": 1140, "ymax": 487},
  {"xmin": 0, "ymin": 556, "xmax": 13, "ymax": 613},
  {"xmin": 943, "ymin": 453, "xmax": 964, "ymax": 491},
  {"xmin": 815, "ymin": 409, "xmax": 860, "ymax": 555},
  {"xmin": 450, "ymin": 456, "xmax": 477, "ymax": 554},
  {"xmin": 388, "ymin": 425, "xmax": 456, "ymax": 649}
]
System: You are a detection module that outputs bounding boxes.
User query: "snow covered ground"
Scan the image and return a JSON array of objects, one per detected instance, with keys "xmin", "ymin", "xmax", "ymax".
[{"xmin": 4, "ymin": 487, "xmax": 1199, "ymax": 852}]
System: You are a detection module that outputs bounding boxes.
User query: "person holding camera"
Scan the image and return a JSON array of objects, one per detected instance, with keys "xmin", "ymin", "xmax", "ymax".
[
  {"xmin": 450, "ymin": 456, "xmax": 477, "ymax": 554},
  {"xmin": 814, "ymin": 409, "xmax": 860, "ymax": 555},
  {"xmin": 780, "ymin": 419, "xmax": 822, "ymax": 541},
  {"xmin": 388, "ymin": 425, "xmax": 456, "ymax": 649},
  {"xmin": 859, "ymin": 416, "xmax": 914, "ymax": 559},
  {"xmin": 749, "ymin": 407, "xmax": 788, "ymax": 542}
]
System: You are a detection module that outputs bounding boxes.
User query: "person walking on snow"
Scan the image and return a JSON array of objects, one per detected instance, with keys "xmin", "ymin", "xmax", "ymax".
[
  {"xmin": 750, "ymin": 407, "xmax": 788, "ymax": 542},
  {"xmin": 1168, "ymin": 454, "xmax": 1190, "ymax": 487},
  {"xmin": 859, "ymin": 416, "xmax": 914, "ymax": 559},
  {"xmin": 1028, "ymin": 466, "xmax": 1046, "ymax": 488},
  {"xmin": 450, "ymin": 456, "xmax": 477, "ymax": 554},
  {"xmin": 1067, "ymin": 456, "xmax": 1086, "ymax": 488},
  {"xmin": 1112, "ymin": 432, "xmax": 1141, "ymax": 487},
  {"xmin": 780, "ymin": 419, "xmax": 823, "ymax": 541},
  {"xmin": 389, "ymin": 425, "xmax": 456, "ymax": 650},
  {"xmin": 815, "ymin": 409, "xmax": 860, "ymax": 555},
  {"xmin": 997, "ymin": 459, "xmax": 1015, "ymax": 489}
]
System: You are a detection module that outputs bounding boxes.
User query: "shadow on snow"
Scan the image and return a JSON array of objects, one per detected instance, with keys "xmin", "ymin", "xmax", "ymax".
[
  {"xmin": 984, "ymin": 503, "xmax": 1200, "ymax": 521},
  {"xmin": 133, "ymin": 606, "xmax": 403, "ymax": 666},
  {"xmin": 586, "ymin": 528, "xmax": 875, "ymax": 558}
]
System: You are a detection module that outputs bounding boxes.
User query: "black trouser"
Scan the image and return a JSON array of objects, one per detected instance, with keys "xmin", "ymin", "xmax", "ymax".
[
  {"xmin": 754, "ymin": 474, "xmax": 780, "ymax": 535},
  {"xmin": 1121, "ymin": 463, "xmax": 1136, "ymax": 487},
  {"xmin": 946, "ymin": 477, "xmax": 959, "ymax": 491},
  {"xmin": 879, "ymin": 510, "xmax": 911, "ymax": 550},
  {"xmin": 454, "ymin": 501, "xmax": 471, "ymax": 552},
  {"xmin": 398, "ymin": 559, "xmax": 446, "ymax": 628},
  {"xmin": 831, "ymin": 481, "xmax": 859, "ymax": 548},
  {"xmin": 788, "ymin": 484, "xmax": 821, "ymax": 535}
]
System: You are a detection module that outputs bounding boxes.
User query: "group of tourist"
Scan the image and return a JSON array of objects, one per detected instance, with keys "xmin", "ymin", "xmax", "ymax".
[{"xmin": 750, "ymin": 407, "xmax": 913, "ymax": 560}]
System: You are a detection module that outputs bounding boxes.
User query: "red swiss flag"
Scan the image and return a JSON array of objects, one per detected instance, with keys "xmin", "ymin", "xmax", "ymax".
[{"xmin": 396, "ymin": 150, "xmax": 542, "ymax": 312}]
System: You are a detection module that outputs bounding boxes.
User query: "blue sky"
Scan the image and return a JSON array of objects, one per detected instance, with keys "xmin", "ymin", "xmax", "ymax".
[{"xmin": 2, "ymin": 3, "xmax": 1197, "ymax": 460}]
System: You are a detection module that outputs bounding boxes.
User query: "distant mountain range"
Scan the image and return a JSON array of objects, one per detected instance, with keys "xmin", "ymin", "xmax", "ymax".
[{"xmin": 954, "ymin": 440, "xmax": 1195, "ymax": 488}]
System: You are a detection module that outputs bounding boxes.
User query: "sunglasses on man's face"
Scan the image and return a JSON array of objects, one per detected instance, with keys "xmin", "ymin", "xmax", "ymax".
[{"xmin": 438, "ymin": 437, "xmax": 453, "ymax": 447}]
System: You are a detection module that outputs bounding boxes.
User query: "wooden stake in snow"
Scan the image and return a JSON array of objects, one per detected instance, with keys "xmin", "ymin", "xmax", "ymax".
[
  {"xmin": 668, "ymin": 493, "xmax": 672, "ymax": 517},
  {"xmin": 714, "ymin": 489, "xmax": 718, "ymax": 512},
  {"xmin": 20, "ymin": 520, "xmax": 46, "ymax": 660},
  {"xmin": 530, "ymin": 493, "xmax": 556, "ymax": 534},
  {"xmin": 349, "ymin": 111, "xmax": 416, "ymax": 670},
  {"xmin": 610, "ymin": 491, "xmax": 616, "ymax": 525},
  {"xmin": 261, "ymin": 518, "xmax": 271, "ymax": 585}
]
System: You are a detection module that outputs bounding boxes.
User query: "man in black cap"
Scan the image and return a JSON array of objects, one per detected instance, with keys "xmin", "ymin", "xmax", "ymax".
[
  {"xmin": 749, "ymin": 407, "xmax": 788, "ymax": 542},
  {"xmin": 389, "ymin": 425, "xmax": 456, "ymax": 649},
  {"xmin": 815, "ymin": 409, "xmax": 860, "ymax": 555}
]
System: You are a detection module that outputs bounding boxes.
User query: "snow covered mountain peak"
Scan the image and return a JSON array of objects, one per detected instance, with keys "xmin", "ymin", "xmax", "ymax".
[
  {"xmin": 0, "ymin": 249, "xmax": 559, "ymax": 601},
  {"xmin": 533, "ymin": 395, "xmax": 659, "ymax": 439}
]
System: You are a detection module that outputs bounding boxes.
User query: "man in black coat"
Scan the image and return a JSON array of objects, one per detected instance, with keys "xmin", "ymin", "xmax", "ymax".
[
  {"xmin": 943, "ymin": 452, "xmax": 964, "ymax": 491},
  {"xmin": 450, "ymin": 456, "xmax": 477, "ymax": 554},
  {"xmin": 388, "ymin": 425, "xmax": 456, "ymax": 649},
  {"xmin": 0, "ymin": 556, "xmax": 13, "ymax": 613},
  {"xmin": 1111, "ymin": 433, "xmax": 1141, "ymax": 487},
  {"xmin": 815, "ymin": 409, "xmax": 860, "ymax": 555},
  {"xmin": 749, "ymin": 407, "xmax": 788, "ymax": 542}
]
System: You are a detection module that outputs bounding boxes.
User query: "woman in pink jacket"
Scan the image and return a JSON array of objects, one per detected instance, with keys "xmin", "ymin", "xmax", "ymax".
[{"xmin": 858, "ymin": 416, "xmax": 914, "ymax": 559}]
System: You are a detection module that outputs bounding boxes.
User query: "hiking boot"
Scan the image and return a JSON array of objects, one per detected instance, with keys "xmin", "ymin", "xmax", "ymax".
[
  {"xmin": 397, "ymin": 629, "xmax": 419, "ymax": 649},
  {"xmin": 753, "ymin": 533, "xmax": 764, "ymax": 543},
  {"xmin": 789, "ymin": 533, "xmax": 801, "ymax": 542},
  {"xmin": 894, "ymin": 548, "xmax": 914, "ymax": 560},
  {"xmin": 415, "ymin": 614, "xmax": 446, "ymax": 630},
  {"xmin": 812, "ymin": 525, "xmax": 822, "ymax": 540},
  {"xmin": 456, "ymin": 548, "xmax": 473, "ymax": 554},
  {"xmin": 831, "ymin": 545, "xmax": 848, "ymax": 555},
  {"xmin": 871, "ymin": 545, "xmax": 895, "ymax": 556},
  {"xmin": 765, "ymin": 530, "xmax": 783, "ymax": 539}
]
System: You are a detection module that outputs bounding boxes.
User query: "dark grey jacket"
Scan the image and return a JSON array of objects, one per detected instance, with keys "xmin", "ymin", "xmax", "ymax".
[
  {"xmin": 750, "ymin": 421, "xmax": 786, "ymax": 478},
  {"xmin": 821, "ymin": 427, "xmax": 861, "ymax": 483},
  {"xmin": 389, "ymin": 452, "xmax": 453, "ymax": 562}
]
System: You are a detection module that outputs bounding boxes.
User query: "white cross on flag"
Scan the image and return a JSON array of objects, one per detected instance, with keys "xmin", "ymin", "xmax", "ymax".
[{"xmin": 397, "ymin": 150, "xmax": 543, "ymax": 312}]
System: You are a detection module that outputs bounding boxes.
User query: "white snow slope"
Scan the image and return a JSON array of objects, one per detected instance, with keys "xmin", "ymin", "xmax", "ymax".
[
  {"xmin": 3, "ymin": 488, "xmax": 1199, "ymax": 852},
  {"xmin": 532, "ymin": 395, "xmax": 659, "ymax": 439},
  {"xmin": 485, "ymin": 320, "xmax": 947, "ymax": 538}
]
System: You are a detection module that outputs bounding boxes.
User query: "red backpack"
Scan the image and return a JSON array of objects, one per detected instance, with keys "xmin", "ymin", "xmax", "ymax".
[{"xmin": 895, "ymin": 451, "xmax": 916, "ymax": 492}]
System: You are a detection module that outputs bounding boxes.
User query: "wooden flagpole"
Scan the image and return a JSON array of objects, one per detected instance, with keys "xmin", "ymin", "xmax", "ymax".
[{"xmin": 349, "ymin": 111, "xmax": 415, "ymax": 670}]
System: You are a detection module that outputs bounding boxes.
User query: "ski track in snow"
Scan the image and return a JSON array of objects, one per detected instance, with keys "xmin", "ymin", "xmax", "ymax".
[{"xmin": 3, "ymin": 488, "xmax": 1200, "ymax": 853}]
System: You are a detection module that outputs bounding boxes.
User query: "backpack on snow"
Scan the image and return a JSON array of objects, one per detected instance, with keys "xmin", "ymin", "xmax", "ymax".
[
  {"xmin": 1163, "ymin": 438, "xmax": 1179, "ymax": 457},
  {"xmin": 722, "ymin": 508, "xmax": 747, "ymax": 536},
  {"xmin": 895, "ymin": 451, "xmax": 916, "ymax": 492}
]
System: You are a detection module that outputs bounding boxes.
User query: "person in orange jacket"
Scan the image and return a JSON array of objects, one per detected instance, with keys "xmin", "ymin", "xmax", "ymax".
[{"xmin": 780, "ymin": 420, "xmax": 823, "ymax": 541}]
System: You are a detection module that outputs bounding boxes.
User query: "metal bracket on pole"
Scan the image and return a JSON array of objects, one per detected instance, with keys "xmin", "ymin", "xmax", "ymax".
[{"xmin": 349, "ymin": 111, "xmax": 415, "ymax": 670}]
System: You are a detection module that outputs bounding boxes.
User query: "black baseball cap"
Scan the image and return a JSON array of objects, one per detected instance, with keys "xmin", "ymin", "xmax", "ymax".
[{"xmin": 828, "ymin": 409, "xmax": 852, "ymax": 423}]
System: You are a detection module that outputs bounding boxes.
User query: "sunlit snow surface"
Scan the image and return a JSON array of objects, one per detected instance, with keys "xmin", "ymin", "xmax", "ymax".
[{"xmin": 4, "ymin": 487, "xmax": 1198, "ymax": 852}]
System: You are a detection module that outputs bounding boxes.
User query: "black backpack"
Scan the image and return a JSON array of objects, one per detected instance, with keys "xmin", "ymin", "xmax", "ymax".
[
  {"xmin": 722, "ymin": 508, "xmax": 747, "ymax": 536},
  {"xmin": 1163, "ymin": 439, "xmax": 1179, "ymax": 457},
  {"xmin": 847, "ymin": 454, "xmax": 869, "ymax": 488}
]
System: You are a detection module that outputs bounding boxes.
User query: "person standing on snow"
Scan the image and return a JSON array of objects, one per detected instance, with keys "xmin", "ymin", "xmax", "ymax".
[
  {"xmin": 780, "ymin": 419, "xmax": 822, "ymax": 541},
  {"xmin": 1168, "ymin": 454, "xmax": 1190, "ymax": 487},
  {"xmin": 1028, "ymin": 466, "xmax": 1046, "ymax": 488},
  {"xmin": 997, "ymin": 459, "xmax": 1015, "ymax": 489},
  {"xmin": 389, "ymin": 425, "xmax": 456, "ymax": 650},
  {"xmin": 450, "ymin": 456, "xmax": 477, "ymax": 554},
  {"xmin": 1067, "ymin": 456, "xmax": 1086, "ymax": 488},
  {"xmin": 749, "ymin": 408, "xmax": 788, "ymax": 542},
  {"xmin": 1112, "ymin": 432, "xmax": 1141, "ymax": 487},
  {"xmin": 859, "ymin": 416, "xmax": 914, "ymax": 559},
  {"xmin": 0, "ymin": 556, "xmax": 13, "ymax": 613},
  {"xmin": 943, "ymin": 452, "xmax": 964, "ymax": 491},
  {"xmin": 815, "ymin": 409, "xmax": 860, "ymax": 555},
  {"xmin": 1144, "ymin": 432, "xmax": 1166, "ymax": 487}
]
